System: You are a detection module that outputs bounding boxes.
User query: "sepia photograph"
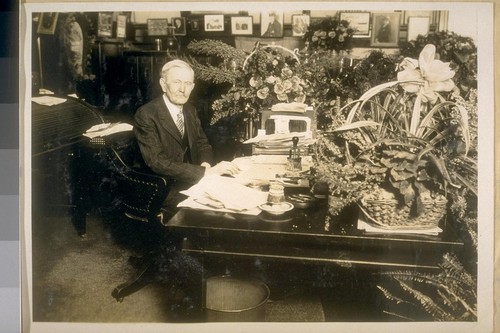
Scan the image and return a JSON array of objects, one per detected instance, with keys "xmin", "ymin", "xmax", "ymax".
[
  {"xmin": 21, "ymin": 2, "xmax": 494, "ymax": 333},
  {"xmin": 371, "ymin": 12, "xmax": 401, "ymax": 47},
  {"xmin": 231, "ymin": 16, "xmax": 253, "ymax": 35},
  {"xmin": 260, "ymin": 10, "xmax": 284, "ymax": 37},
  {"xmin": 36, "ymin": 12, "xmax": 59, "ymax": 35},
  {"xmin": 291, "ymin": 14, "xmax": 310, "ymax": 37},
  {"xmin": 204, "ymin": 14, "xmax": 224, "ymax": 31},
  {"xmin": 407, "ymin": 16, "xmax": 431, "ymax": 41},
  {"xmin": 172, "ymin": 17, "xmax": 187, "ymax": 36},
  {"xmin": 339, "ymin": 11, "xmax": 371, "ymax": 37}
]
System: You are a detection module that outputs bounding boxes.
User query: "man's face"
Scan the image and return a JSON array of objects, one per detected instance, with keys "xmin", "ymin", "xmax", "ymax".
[{"xmin": 160, "ymin": 67, "xmax": 195, "ymax": 105}]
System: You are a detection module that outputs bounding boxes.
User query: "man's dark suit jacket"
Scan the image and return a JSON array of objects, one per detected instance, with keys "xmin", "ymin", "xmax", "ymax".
[{"xmin": 134, "ymin": 96, "xmax": 214, "ymax": 186}]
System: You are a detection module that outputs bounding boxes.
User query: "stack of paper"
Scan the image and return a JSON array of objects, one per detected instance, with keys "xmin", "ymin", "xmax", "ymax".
[
  {"xmin": 83, "ymin": 123, "xmax": 133, "ymax": 138},
  {"xmin": 271, "ymin": 102, "xmax": 308, "ymax": 113},
  {"xmin": 179, "ymin": 175, "xmax": 268, "ymax": 215},
  {"xmin": 357, "ymin": 209, "xmax": 443, "ymax": 236},
  {"xmin": 32, "ymin": 95, "xmax": 67, "ymax": 106}
]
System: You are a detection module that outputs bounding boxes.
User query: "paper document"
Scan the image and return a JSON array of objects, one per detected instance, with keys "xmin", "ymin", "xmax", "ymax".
[
  {"xmin": 271, "ymin": 102, "xmax": 308, "ymax": 113},
  {"xmin": 32, "ymin": 95, "xmax": 67, "ymax": 106},
  {"xmin": 83, "ymin": 123, "xmax": 133, "ymax": 138},
  {"xmin": 180, "ymin": 175, "xmax": 268, "ymax": 212},
  {"xmin": 357, "ymin": 213, "xmax": 443, "ymax": 236}
]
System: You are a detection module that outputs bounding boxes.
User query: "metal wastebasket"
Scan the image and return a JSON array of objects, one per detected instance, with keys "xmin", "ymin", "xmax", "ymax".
[{"xmin": 205, "ymin": 275, "xmax": 270, "ymax": 322}]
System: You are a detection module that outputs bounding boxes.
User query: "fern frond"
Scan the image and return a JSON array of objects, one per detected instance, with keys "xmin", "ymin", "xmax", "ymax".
[
  {"xmin": 376, "ymin": 285, "xmax": 413, "ymax": 306},
  {"xmin": 187, "ymin": 39, "xmax": 247, "ymax": 62},
  {"xmin": 187, "ymin": 56, "xmax": 236, "ymax": 84},
  {"xmin": 396, "ymin": 278, "xmax": 454, "ymax": 321},
  {"xmin": 382, "ymin": 310, "xmax": 415, "ymax": 321}
]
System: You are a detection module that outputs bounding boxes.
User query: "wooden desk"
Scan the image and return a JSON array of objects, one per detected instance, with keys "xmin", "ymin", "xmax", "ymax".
[{"xmin": 167, "ymin": 203, "xmax": 463, "ymax": 271}]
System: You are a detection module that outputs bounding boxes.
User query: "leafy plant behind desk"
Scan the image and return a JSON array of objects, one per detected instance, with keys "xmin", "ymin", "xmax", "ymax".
[
  {"xmin": 376, "ymin": 253, "xmax": 477, "ymax": 321},
  {"xmin": 329, "ymin": 44, "xmax": 477, "ymax": 217}
]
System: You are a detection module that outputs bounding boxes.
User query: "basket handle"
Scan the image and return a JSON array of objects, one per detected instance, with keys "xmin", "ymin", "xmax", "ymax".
[{"xmin": 243, "ymin": 43, "xmax": 300, "ymax": 71}]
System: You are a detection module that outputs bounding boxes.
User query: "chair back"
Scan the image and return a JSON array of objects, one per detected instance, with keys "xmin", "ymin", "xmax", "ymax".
[{"xmin": 103, "ymin": 132, "xmax": 170, "ymax": 223}]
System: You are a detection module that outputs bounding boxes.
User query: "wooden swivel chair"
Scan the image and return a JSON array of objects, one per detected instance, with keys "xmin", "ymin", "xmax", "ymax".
[{"xmin": 90, "ymin": 131, "xmax": 173, "ymax": 301}]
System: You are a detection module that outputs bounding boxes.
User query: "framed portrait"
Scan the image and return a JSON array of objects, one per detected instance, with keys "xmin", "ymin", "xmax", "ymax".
[
  {"xmin": 204, "ymin": 14, "xmax": 224, "ymax": 32},
  {"xmin": 370, "ymin": 12, "xmax": 401, "ymax": 47},
  {"xmin": 172, "ymin": 17, "xmax": 186, "ymax": 36},
  {"xmin": 260, "ymin": 11, "xmax": 283, "ymax": 37},
  {"xmin": 97, "ymin": 12, "xmax": 113, "ymax": 37},
  {"xmin": 190, "ymin": 18, "xmax": 200, "ymax": 31},
  {"xmin": 340, "ymin": 12, "xmax": 371, "ymax": 37},
  {"xmin": 37, "ymin": 12, "xmax": 58, "ymax": 35},
  {"xmin": 116, "ymin": 14, "xmax": 127, "ymax": 39},
  {"xmin": 147, "ymin": 18, "xmax": 169, "ymax": 36},
  {"xmin": 231, "ymin": 16, "xmax": 253, "ymax": 35},
  {"xmin": 291, "ymin": 14, "xmax": 310, "ymax": 37},
  {"xmin": 407, "ymin": 16, "xmax": 430, "ymax": 41}
]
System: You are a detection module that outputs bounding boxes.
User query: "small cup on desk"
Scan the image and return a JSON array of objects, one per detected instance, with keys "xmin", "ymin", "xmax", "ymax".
[{"xmin": 267, "ymin": 183, "xmax": 285, "ymax": 205}]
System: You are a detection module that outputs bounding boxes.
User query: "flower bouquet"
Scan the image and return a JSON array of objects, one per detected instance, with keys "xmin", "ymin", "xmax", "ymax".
[
  {"xmin": 211, "ymin": 44, "xmax": 310, "ymax": 140},
  {"xmin": 315, "ymin": 44, "xmax": 477, "ymax": 228},
  {"xmin": 303, "ymin": 17, "xmax": 354, "ymax": 53}
]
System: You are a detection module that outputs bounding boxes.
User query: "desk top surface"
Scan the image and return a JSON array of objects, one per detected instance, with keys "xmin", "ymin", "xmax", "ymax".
[{"xmin": 167, "ymin": 203, "xmax": 463, "ymax": 247}]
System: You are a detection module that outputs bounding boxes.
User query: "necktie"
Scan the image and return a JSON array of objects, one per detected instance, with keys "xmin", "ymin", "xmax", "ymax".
[{"xmin": 176, "ymin": 109, "xmax": 184, "ymax": 136}]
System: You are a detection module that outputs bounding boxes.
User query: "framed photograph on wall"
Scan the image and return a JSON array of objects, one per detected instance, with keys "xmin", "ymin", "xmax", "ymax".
[
  {"xmin": 97, "ymin": 12, "xmax": 113, "ymax": 37},
  {"xmin": 231, "ymin": 16, "xmax": 253, "ymax": 35},
  {"xmin": 291, "ymin": 14, "xmax": 310, "ymax": 37},
  {"xmin": 407, "ymin": 16, "xmax": 430, "ymax": 41},
  {"xmin": 371, "ymin": 12, "xmax": 401, "ymax": 47},
  {"xmin": 172, "ymin": 17, "xmax": 186, "ymax": 36},
  {"xmin": 37, "ymin": 12, "xmax": 58, "ymax": 35},
  {"xmin": 190, "ymin": 18, "xmax": 200, "ymax": 31},
  {"xmin": 147, "ymin": 18, "xmax": 169, "ymax": 36},
  {"xmin": 116, "ymin": 14, "xmax": 127, "ymax": 39},
  {"xmin": 260, "ymin": 11, "xmax": 283, "ymax": 37},
  {"xmin": 204, "ymin": 14, "xmax": 224, "ymax": 32},
  {"xmin": 340, "ymin": 12, "xmax": 371, "ymax": 37}
]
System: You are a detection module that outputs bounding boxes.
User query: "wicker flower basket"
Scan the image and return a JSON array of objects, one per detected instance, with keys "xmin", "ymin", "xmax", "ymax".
[{"xmin": 359, "ymin": 188, "xmax": 447, "ymax": 230}]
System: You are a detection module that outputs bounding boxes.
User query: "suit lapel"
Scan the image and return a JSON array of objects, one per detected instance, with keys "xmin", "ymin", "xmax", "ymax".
[{"xmin": 157, "ymin": 97, "xmax": 182, "ymax": 144}]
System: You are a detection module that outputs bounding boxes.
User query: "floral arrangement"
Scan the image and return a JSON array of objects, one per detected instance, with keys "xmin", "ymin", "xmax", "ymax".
[
  {"xmin": 315, "ymin": 44, "xmax": 477, "ymax": 221},
  {"xmin": 399, "ymin": 31, "xmax": 477, "ymax": 95},
  {"xmin": 210, "ymin": 44, "xmax": 310, "ymax": 128},
  {"xmin": 303, "ymin": 17, "xmax": 354, "ymax": 52}
]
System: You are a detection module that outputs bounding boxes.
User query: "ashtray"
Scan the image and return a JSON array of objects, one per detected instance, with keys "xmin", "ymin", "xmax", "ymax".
[
  {"xmin": 287, "ymin": 194, "xmax": 317, "ymax": 208},
  {"xmin": 258, "ymin": 202, "xmax": 294, "ymax": 216}
]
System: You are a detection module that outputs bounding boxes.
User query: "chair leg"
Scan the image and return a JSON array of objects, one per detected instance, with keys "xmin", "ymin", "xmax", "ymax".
[{"xmin": 111, "ymin": 254, "xmax": 158, "ymax": 302}]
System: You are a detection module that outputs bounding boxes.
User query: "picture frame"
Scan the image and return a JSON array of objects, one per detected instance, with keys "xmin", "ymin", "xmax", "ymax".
[
  {"xmin": 370, "ymin": 12, "xmax": 401, "ymax": 47},
  {"xmin": 291, "ymin": 14, "xmax": 310, "ymax": 37},
  {"xmin": 147, "ymin": 18, "xmax": 169, "ymax": 36},
  {"xmin": 36, "ymin": 12, "xmax": 58, "ymax": 35},
  {"xmin": 260, "ymin": 11, "xmax": 284, "ymax": 37},
  {"xmin": 190, "ymin": 18, "xmax": 200, "ymax": 31},
  {"xmin": 97, "ymin": 12, "xmax": 113, "ymax": 38},
  {"xmin": 231, "ymin": 16, "xmax": 253, "ymax": 35},
  {"xmin": 340, "ymin": 11, "xmax": 371, "ymax": 37},
  {"xmin": 204, "ymin": 14, "xmax": 224, "ymax": 32},
  {"xmin": 172, "ymin": 17, "xmax": 187, "ymax": 36},
  {"xmin": 116, "ymin": 14, "xmax": 127, "ymax": 39},
  {"xmin": 407, "ymin": 16, "xmax": 430, "ymax": 41}
]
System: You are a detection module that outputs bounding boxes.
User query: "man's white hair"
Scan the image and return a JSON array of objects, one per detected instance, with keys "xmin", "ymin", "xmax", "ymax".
[{"xmin": 161, "ymin": 59, "xmax": 194, "ymax": 78}]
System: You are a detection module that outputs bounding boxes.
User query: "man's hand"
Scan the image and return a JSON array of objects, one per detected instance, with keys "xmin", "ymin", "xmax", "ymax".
[{"xmin": 204, "ymin": 161, "xmax": 240, "ymax": 177}]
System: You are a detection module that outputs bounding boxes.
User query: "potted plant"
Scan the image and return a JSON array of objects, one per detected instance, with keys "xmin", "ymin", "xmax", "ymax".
[{"xmin": 314, "ymin": 44, "xmax": 477, "ymax": 230}]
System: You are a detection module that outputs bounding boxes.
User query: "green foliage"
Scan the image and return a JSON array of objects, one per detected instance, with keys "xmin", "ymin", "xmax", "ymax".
[{"xmin": 376, "ymin": 253, "xmax": 477, "ymax": 321}]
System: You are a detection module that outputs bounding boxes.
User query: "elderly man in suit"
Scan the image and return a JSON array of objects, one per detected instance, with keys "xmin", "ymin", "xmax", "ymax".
[{"xmin": 134, "ymin": 59, "xmax": 239, "ymax": 215}]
